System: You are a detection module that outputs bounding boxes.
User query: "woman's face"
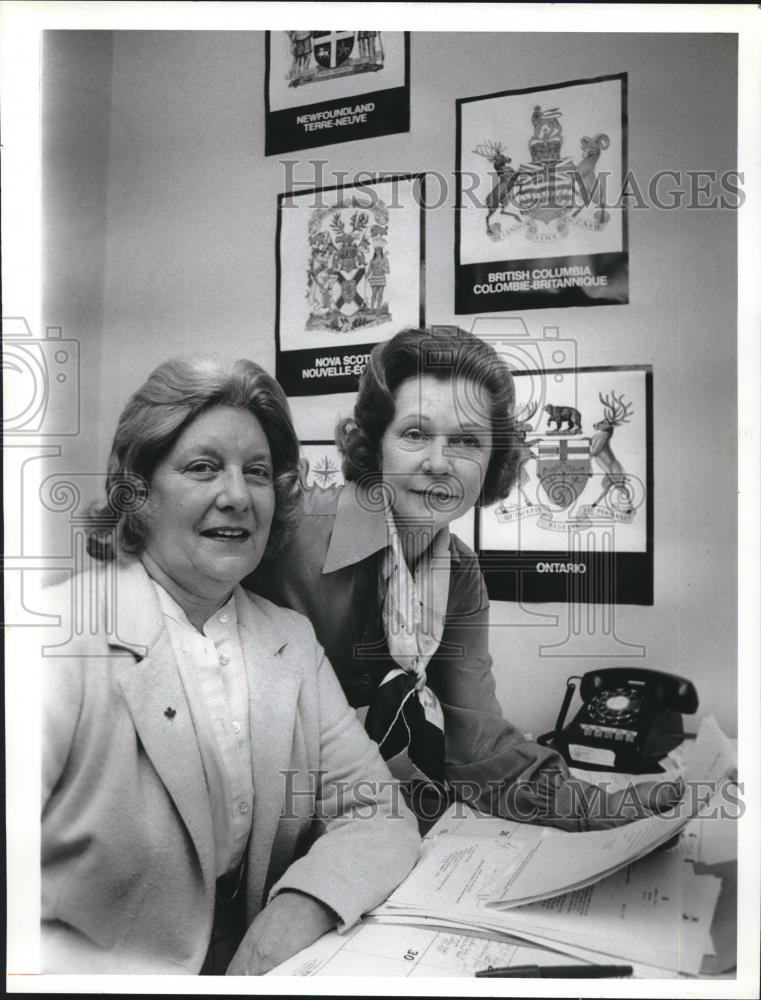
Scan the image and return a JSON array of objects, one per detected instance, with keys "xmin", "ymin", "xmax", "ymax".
[
  {"xmin": 380, "ymin": 374, "xmax": 493, "ymax": 534},
  {"xmin": 143, "ymin": 405, "xmax": 276, "ymax": 600}
]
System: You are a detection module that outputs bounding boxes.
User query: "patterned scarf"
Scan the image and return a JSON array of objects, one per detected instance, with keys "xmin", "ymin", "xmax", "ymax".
[{"xmin": 364, "ymin": 512, "xmax": 451, "ymax": 786}]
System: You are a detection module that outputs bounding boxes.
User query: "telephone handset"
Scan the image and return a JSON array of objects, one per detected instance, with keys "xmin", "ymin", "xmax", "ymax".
[{"xmin": 538, "ymin": 667, "xmax": 699, "ymax": 773}]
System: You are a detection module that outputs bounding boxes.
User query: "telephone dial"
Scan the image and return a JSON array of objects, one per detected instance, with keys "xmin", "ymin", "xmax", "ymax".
[{"xmin": 538, "ymin": 668, "xmax": 699, "ymax": 773}]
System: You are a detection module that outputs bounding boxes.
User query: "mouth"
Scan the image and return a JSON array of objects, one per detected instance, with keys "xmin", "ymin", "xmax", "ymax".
[
  {"xmin": 409, "ymin": 486, "xmax": 460, "ymax": 507},
  {"xmin": 200, "ymin": 527, "xmax": 252, "ymax": 541}
]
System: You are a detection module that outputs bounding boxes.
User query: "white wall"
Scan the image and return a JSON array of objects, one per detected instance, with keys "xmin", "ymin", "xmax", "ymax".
[
  {"xmin": 42, "ymin": 30, "xmax": 113, "ymax": 475},
  {"xmin": 42, "ymin": 29, "xmax": 738, "ymax": 737}
]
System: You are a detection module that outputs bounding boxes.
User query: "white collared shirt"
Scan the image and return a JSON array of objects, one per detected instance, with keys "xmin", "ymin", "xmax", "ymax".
[
  {"xmin": 380, "ymin": 507, "xmax": 452, "ymax": 685},
  {"xmin": 153, "ymin": 582, "xmax": 254, "ymax": 878}
]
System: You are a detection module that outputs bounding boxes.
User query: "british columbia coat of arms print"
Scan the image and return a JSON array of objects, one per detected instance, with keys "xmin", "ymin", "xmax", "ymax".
[
  {"xmin": 456, "ymin": 74, "xmax": 628, "ymax": 312},
  {"xmin": 473, "ymin": 104, "xmax": 612, "ymax": 244}
]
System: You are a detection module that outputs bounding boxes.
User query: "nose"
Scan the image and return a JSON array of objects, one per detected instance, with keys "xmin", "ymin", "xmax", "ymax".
[
  {"xmin": 421, "ymin": 439, "xmax": 453, "ymax": 476},
  {"xmin": 216, "ymin": 468, "xmax": 250, "ymax": 512}
]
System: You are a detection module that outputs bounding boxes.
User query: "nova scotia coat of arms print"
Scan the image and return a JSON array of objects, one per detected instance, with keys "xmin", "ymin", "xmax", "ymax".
[
  {"xmin": 275, "ymin": 175, "xmax": 424, "ymax": 396},
  {"xmin": 305, "ymin": 198, "xmax": 391, "ymax": 333}
]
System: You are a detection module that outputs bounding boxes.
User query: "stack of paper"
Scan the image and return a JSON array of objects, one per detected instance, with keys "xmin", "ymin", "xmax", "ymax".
[
  {"xmin": 370, "ymin": 847, "xmax": 720, "ymax": 976},
  {"xmin": 268, "ymin": 922, "xmax": 597, "ymax": 977},
  {"xmin": 266, "ymin": 716, "xmax": 735, "ymax": 978},
  {"xmin": 367, "ymin": 716, "xmax": 735, "ymax": 976}
]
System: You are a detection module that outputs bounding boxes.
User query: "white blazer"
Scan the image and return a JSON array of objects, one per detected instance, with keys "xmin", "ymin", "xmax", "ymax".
[{"xmin": 41, "ymin": 557, "xmax": 420, "ymax": 973}]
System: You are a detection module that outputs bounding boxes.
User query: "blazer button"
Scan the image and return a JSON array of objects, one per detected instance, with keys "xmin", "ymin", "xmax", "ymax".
[{"xmin": 360, "ymin": 673, "xmax": 370, "ymax": 685}]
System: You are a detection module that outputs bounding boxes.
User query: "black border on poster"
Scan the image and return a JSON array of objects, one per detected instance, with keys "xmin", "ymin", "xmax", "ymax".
[
  {"xmin": 264, "ymin": 31, "xmax": 411, "ymax": 156},
  {"xmin": 454, "ymin": 72, "xmax": 629, "ymax": 313},
  {"xmin": 477, "ymin": 365, "xmax": 653, "ymax": 605},
  {"xmin": 275, "ymin": 173, "xmax": 427, "ymax": 398}
]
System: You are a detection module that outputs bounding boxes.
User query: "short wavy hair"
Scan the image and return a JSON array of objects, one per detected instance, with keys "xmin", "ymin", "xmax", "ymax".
[
  {"xmin": 87, "ymin": 357, "xmax": 301, "ymax": 560},
  {"xmin": 336, "ymin": 327, "xmax": 520, "ymax": 506}
]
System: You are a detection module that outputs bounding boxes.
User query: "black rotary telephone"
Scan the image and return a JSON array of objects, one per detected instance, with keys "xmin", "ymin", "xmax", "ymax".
[{"xmin": 538, "ymin": 667, "xmax": 699, "ymax": 773}]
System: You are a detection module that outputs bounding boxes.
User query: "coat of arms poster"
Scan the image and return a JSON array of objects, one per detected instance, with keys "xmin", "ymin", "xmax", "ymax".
[
  {"xmin": 265, "ymin": 31, "xmax": 410, "ymax": 155},
  {"xmin": 478, "ymin": 366, "xmax": 653, "ymax": 604},
  {"xmin": 276, "ymin": 175, "xmax": 425, "ymax": 396},
  {"xmin": 455, "ymin": 74, "xmax": 629, "ymax": 312}
]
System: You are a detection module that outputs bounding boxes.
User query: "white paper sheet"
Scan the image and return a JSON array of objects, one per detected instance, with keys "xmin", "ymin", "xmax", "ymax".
[
  {"xmin": 267, "ymin": 921, "xmax": 593, "ymax": 977},
  {"xmin": 378, "ymin": 714, "xmax": 735, "ymax": 910},
  {"xmin": 270, "ymin": 717, "xmax": 733, "ymax": 977}
]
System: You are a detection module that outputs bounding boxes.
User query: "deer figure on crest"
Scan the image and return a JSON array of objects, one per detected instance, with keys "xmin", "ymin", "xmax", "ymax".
[
  {"xmin": 512, "ymin": 401, "xmax": 541, "ymax": 506},
  {"xmin": 473, "ymin": 140, "xmax": 521, "ymax": 236},
  {"xmin": 589, "ymin": 391, "xmax": 635, "ymax": 512}
]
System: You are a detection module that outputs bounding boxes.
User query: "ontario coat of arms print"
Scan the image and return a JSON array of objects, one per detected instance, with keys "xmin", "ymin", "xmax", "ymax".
[{"xmin": 478, "ymin": 365, "xmax": 653, "ymax": 605}]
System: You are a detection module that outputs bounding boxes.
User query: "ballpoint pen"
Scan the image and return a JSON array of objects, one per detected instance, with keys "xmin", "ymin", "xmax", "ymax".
[{"xmin": 474, "ymin": 963, "xmax": 633, "ymax": 978}]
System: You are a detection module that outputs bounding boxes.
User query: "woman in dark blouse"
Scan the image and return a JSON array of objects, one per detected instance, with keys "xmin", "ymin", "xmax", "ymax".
[{"xmin": 249, "ymin": 327, "xmax": 679, "ymax": 830}]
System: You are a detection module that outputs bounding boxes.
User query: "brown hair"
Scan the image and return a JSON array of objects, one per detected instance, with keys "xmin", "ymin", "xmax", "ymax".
[
  {"xmin": 335, "ymin": 326, "xmax": 520, "ymax": 506},
  {"xmin": 87, "ymin": 357, "xmax": 301, "ymax": 560}
]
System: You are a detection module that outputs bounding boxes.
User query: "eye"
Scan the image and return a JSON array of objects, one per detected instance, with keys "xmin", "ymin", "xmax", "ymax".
[
  {"xmin": 245, "ymin": 464, "xmax": 273, "ymax": 483},
  {"xmin": 454, "ymin": 434, "xmax": 482, "ymax": 449},
  {"xmin": 402, "ymin": 427, "xmax": 427, "ymax": 443},
  {"xmin": 184, "ymin": 459, "xmax": 217, "ymax": 477}
]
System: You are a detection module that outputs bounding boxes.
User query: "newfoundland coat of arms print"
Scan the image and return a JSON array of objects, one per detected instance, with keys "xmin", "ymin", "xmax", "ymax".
[{"xmin": 287, "ymin": 31, "xmax": 384, "ymax": 87}]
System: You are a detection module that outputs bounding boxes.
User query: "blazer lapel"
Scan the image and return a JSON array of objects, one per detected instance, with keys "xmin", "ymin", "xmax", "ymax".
[
  {"xmin": 322, "ymin": 482, "xmax": 388, "ymax": 573},
  {"xmin": 236, "ymin": 592, "xmax": 303, "ymax": 907},
  {"xmin": 110, "ymin": 559, "xmax": 216, "ymax": 896}
]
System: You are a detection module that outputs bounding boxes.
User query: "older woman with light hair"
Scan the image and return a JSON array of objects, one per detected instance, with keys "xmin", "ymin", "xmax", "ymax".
[{"xmin": 41, "ymin": 356, "xmax": 420, "ymax": 975}]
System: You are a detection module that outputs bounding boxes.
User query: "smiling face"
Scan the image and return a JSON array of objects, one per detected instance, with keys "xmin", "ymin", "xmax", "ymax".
[
  {"xmin": 143, "ymin": 405, "xmax": 275, "ymax": 605},
  {"xmin": 380, "ymin": 374, "xmax": 493, "ymax": 540}
]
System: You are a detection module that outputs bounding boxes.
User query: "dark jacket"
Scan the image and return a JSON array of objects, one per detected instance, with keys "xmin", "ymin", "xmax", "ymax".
[{"xmin": 248, "ymin": 483, "xmax": 590, "ymax": 829}]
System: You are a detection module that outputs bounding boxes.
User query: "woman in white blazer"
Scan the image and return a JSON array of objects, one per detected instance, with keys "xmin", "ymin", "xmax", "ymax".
[{"xmin": 41, "ymin": 357, "xmax": 420, "ymax": 975}]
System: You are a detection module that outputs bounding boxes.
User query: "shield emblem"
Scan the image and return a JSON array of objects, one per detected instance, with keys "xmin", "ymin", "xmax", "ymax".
[
  {"xmin": 333, "ymin": 267, "xmax": 366, "ymax": 316},
  {"xmin": 535, "ymin": 437, "xmax": 592, "ymax": 509},
  {"xmin": 514, "ymin": 160, "xmax": 575, "ymax": 220},
  {"xmin": 313, "ymin": 31, "xmax": 355, "ymax": 69}
]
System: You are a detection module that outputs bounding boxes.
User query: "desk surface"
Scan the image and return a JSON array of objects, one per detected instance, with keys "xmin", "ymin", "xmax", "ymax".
[
  {"xmin": 268, "ymin": 810, "xmax": 737, "ymax": 978},
  {"xmin": 269, "ymin": 731, "xmax": 738, "ymax": 978}
]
